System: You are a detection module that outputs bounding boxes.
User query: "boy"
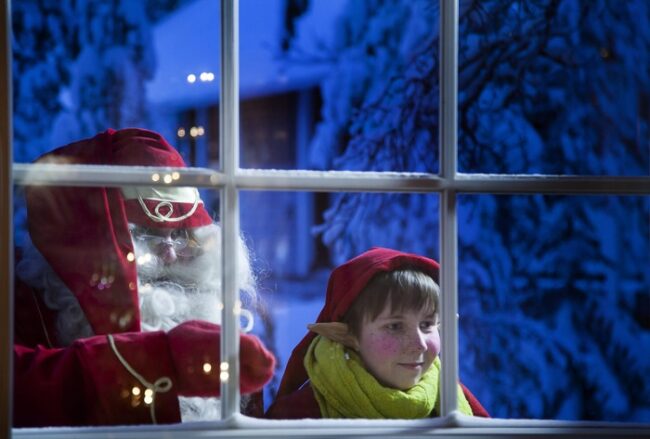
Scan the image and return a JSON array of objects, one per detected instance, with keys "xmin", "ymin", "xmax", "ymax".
[{"xmin": 266, "ymin": 247, "xmax": 488, "ymax": 418}]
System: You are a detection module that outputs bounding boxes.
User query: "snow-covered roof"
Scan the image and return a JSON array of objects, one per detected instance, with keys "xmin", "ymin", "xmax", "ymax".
[{"xmin": 147, "ymin": 0, "xmax": 346, "ymax": 109}]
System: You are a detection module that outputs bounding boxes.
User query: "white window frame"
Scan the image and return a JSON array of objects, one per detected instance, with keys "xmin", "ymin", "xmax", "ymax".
[{"xmin": 2, "ymin": 0, "xmax": 650, "ymax": 437}]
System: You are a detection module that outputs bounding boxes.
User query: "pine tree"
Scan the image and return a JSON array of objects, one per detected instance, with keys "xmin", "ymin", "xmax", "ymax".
[{"xmin": 296, "ymin": 0, "xmax": 650, "ymax": 421}]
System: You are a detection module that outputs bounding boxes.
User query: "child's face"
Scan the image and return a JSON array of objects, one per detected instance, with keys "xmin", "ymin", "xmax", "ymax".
[{"xmin": 357, "ymin": 305, "xmax": 440, "ymax": 390}]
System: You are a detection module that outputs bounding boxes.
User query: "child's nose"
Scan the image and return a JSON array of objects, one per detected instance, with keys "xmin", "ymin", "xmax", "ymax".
[{"xmin": 407, "ymin": 329, "xmax": 428, "ymax": 353}]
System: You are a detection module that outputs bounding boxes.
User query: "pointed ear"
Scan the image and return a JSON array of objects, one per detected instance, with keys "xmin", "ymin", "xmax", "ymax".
[{"xmin": 307, "ymin": 322, "xmax": 359, "ymax": 351}]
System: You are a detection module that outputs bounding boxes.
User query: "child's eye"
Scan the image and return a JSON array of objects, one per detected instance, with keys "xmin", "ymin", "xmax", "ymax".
[
  {"xmin": 420, "ymin": 321, "xmax": 437, "ymax": 332},
  {"xmin": 385, "ymin": 322, "xmax": 403, "ymax": 331}
]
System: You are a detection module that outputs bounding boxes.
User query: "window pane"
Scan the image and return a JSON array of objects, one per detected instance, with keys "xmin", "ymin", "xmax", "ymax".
[
  {"xmin": 239, "ymin": 0, "xmax": 440, "ymax": 171},
  {"xmin": 241, "ymin": 191, "xmax": 451, "ymax": 418},
  {"xmin": 13, "ymin": 178, "xmax": 258, "ymax": 426},
  {"xmin": 458, "ymin": 194, "xmax": 650, "ymax": 421},
  {"xmin": 12, "ymin": 0, "xmax": 217, "ymax": 166},
  {"xmin": 458, "ymin": 1, "xmax": 650, "ymax": 175}
]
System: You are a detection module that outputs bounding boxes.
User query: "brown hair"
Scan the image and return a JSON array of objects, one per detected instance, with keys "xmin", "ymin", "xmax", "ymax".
[{"xmin": 342, "ymin": 268, "xmax": 440, "ymax": 337}]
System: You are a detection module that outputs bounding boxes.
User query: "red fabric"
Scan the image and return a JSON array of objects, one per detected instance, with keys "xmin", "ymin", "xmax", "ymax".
[
  {"xmin": 25, "ymin": 128, "xmax": 212, "ymax": 335},
  {"xmin": 269, "ymin": 247, "xmax": 489, "ymax": 418},
  {"xmin": 266, "ymin": 382, "xmax": 489, "ymax": 419},
  {"xmin": 13, "ymin": 319, "xmax": 275, "ymax": 427},
  {"xmin": 167, "ymin": 321, "xmax": 275, "ymax": 396},
  {"xmin": 14, "ymin": 331, "xmax": 181, "ymax": 426}
]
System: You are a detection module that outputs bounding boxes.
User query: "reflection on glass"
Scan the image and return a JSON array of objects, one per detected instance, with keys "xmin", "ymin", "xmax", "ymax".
[{"xmin": 458, "ymin": 194, "xmax": 650, "ymax": 421}]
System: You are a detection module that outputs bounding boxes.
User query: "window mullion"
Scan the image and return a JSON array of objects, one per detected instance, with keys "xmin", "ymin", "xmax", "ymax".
[
  {"xmin": 439, "ymin": 0, "xmax": 459, "ymax": 417},
  {"xmin": 219, "ymin": 0, "xmax": 241, "ymax": 419}
]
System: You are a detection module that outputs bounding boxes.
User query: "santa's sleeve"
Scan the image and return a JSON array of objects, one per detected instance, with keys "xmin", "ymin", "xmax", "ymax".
[
  {"xmin": 14, "ymin": 331, "xmax": 181, "ymax": 427},
  {"xmin": 13, "ymin": 321, "xmax": 276, "ymax": 427}
]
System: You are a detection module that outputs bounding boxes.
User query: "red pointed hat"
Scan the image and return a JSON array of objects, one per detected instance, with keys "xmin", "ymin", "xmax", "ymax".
[
  {"xmin": 25, "ymin": 128, "xmax": 213, "ymax": 336},
  {"xmin": 275, "ymin": 247, "xmax": 440, "ymax": 398}
]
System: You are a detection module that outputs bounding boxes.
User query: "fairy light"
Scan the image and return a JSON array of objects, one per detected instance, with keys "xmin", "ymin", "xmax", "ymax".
[
  {"xmin": 177, "ymin": 127, "xmax": 186, "ymax": 138},
  {"xmin": 151, "ymin": 173, "xmax": 160, "ymax": 182},
  {"xmin": 187, "ymin": 74, "xmax": 196, "ymax": 83}
]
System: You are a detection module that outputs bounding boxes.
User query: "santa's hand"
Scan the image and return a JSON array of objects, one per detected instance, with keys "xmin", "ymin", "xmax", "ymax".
[{"xmin": 167, "ymin": 320, "xmax": 275, "ymax": 397}]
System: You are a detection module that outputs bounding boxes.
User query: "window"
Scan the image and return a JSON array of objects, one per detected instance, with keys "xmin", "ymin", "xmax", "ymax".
[{"xmin": 3, "ymin": 0, "xmax": 649, "ymax": 437}]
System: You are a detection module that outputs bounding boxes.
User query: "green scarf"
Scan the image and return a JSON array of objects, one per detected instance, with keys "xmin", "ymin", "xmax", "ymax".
[{"xmin": 304, "ymin": 335, "xmax": 473, "ymax": 419}]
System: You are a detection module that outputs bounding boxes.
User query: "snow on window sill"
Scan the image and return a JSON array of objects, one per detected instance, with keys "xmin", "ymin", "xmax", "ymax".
[{"xmin": 12, "ymin": 412, "xmax": 650, "ymax": 438}]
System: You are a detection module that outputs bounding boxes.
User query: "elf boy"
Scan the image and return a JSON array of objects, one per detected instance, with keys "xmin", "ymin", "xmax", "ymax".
[{"xmin": 266, "ymin": 247, "xmax": 488, "ymax": 419}]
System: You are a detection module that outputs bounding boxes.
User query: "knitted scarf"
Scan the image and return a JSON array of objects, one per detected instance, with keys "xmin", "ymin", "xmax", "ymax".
[{"xmin": 304, "ymin": 335, "xmax": 473, "ymax": 419}]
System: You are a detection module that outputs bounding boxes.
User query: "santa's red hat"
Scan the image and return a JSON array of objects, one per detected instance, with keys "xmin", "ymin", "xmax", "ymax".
[
  {"xmin": 275, "ymin": 247, "xmax": 440, "ymax": 399},
  {"xmin": 25, "ymin": 128, "xmax": 213, "ymax": 336}
]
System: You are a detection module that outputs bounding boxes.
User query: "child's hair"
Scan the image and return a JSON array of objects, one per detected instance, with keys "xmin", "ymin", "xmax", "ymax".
[{"xmin": 342, "ymin": 268, "xmax": 440, "ymax": 337}]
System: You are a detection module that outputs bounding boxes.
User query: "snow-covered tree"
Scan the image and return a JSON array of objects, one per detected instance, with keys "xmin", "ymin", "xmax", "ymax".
[
  {"xmin": 290, "ymin": 0, "xmax": 650, "ymax": 421},
  {"xmin": 12, "ymin": 0, "xmax": 190, "ymax": 161},
  {"xmin": 12, "ymin": 0, "xmax": 189, "ymax": 243}
]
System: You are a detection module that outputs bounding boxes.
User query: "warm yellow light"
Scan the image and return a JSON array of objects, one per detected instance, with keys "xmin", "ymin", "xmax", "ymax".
[
  {"xmin": 151, "ymin": 173, "xmax": 160, "ymax": 182},
  {"xmin": 144, "ymin": 395, "xmax": 153, "ymax": 405},
  {"xmin": 197, "ymin": 126, "xmax": 205, "ymax": 136},
  {"xmin": 126, "ymin": 252, "xmax": 135, "ymax": 262},
  {"xmin": 189, "ymin": 126, "xmax": 198, "ymax": 137},
  {"xmin": 132, "ymin": 386, "xmax": 141, "ymax": 396},
  {"xmin": 220, "ymin": 362, "xmax": 229, "ymax": 371},
  {"xmin": 220, "ymin": 371, "xmax": 229, "ymax": 382},
  {"xmin": 203, "ymin": 362, "xmax": 212, "ymax": 373},
  {"xmin": 187, "ymin": 74, "xmax": 196, "ymax": 83},
  {"xmin": 177, "ymin": 127, "xmax": 186, "ymax": 138},
  {"xmin": 163, "ymin": 174, "xmax": 173, "ymax": 184},
  {"xmin": 172, "ymin": 171, "xmax": 180, "ymax": 180},
  {"xmin": 137, "ymin": 253, "xmax": 152, "ymax": 265}
]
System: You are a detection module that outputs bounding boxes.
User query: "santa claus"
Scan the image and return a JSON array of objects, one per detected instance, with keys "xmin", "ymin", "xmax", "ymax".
[{"xmin": 13, "ymin": 128, "xmax": 275, "ymax": 426}]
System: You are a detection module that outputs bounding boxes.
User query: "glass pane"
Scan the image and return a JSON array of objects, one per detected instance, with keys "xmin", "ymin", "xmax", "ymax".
[
  {"xmin": 458, "ymin": 194, "xmax": 650, "ymax": 421},
  {"xmin": 13, "ymin": 176, "xmax": 256, "ymax": 426},
  {"xmin": 458, "ymin": 1, "xmax": 650, "ymax": 175},
  {"xmin": 241, "ymin": 191, "xmax": 460, "ymax": 419},
  {"xmin": 239, "ymin": 0, "xmax": 440, "ymax": 171},
  {"xmin": 12, "ymin": 0, "xmax": 218, "ymax": 167}
]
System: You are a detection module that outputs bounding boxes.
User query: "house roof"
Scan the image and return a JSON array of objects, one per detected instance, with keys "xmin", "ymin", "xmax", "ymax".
[{"xmin": 147, "ymin": 0, "xmax": 345, "ymax": 109}]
